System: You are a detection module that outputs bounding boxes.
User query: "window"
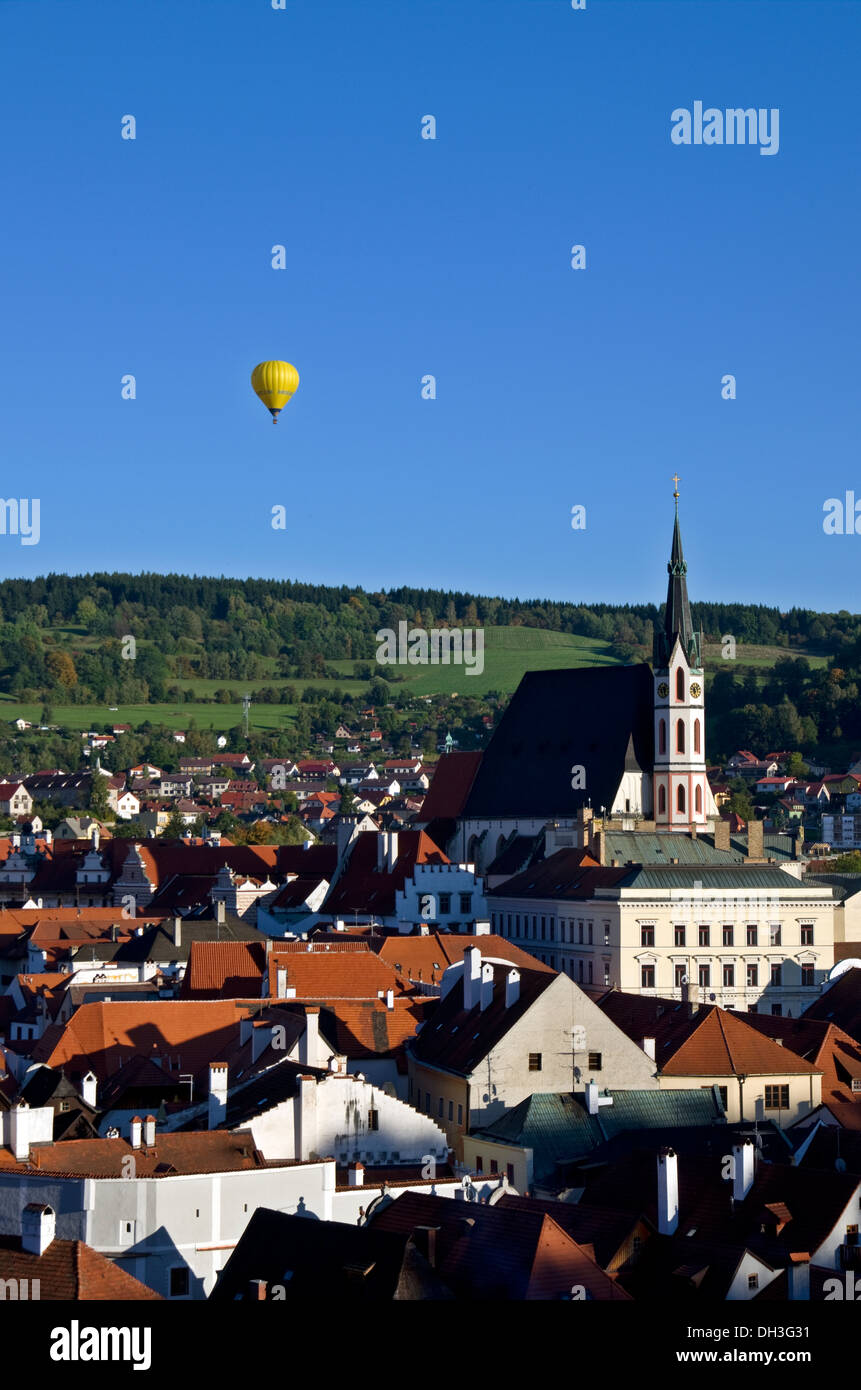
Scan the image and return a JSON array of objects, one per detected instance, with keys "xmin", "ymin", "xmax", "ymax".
[
  {"xmin": 674, "ymin": 963, "xmax": 686, "ymax": 989},
  {"xmin": 59, "ymin": 1099, "xmax": 71, "ymax": 1112},
  {"xmin": 119, "ymin": 1220, "xmax": 135, "ymax": 1245},
  {"xmin": 658, "ymin": 719, "xmax": 666, "ymax": 756},
  {"xmin": 603, "ymin": 964, "xmax": 610, "ymax": 985},
  {"xmin": 490, "ymin": 1159, "xmax": 498, "ymax": 1175},
  {"xmin": 438, "ymin": 1098, "xmax": 444, "ymax": 1118},
  {"xmin": 677, "ymin": 784, "xmax": 686, "ymax": 814},
  {"xmin": 676, "ymin": 667, "xmax": 684, "ymax": 700},
  {"xmin": 459, "ymin": 893, "xmax": 471, "ymax": 914},
  {"xmin": 588, "ymin": 1052, "xmax": 602, "ymax": 1071},
  {"xmin": 528, "ymin": 1053, "xmax": 542, "ymax": 1072},
  {"xmin": 641, "ymin": 924, "xmax": 654, "ymax": 947},
  {"xmin": 698, "ymin": 965, "xmax": 710, "ymax": 989},
  {"xmin": 801, "ymin": 964, "xmax": 814, "ymax": 987},
  {"xmin": 722, "ymin": 964, "xmax": 735, "ymax": 988},
  {"xmin": 169, "ymin": 1266, "xmax": 190, "ymax": 1298},
  {"xmin": 748, "ymin": 1274, "xmax": 759, "ymax": 1291},
  {"xmin": 658, "ymin": 785, "xmax": 666, "ymax": 816},
  {"xmin": 578, "ymin": 959, "xmax": 584, "ymax": 982},
  {"xmin": 507, "ymin": 1163, "xmax": 515, "ymax": 1184},
  {"xmin": 541, "ymin": 916, "xmax": 546, "ymax": 940},
  {"xmin": 641, "ymin": 964, "xmax": 655, "ymax": 989},
  {"xmin": 695, "ymin": 785, "xmax": 702, "ymax": 814},
  {"xmin": 746, "ymin": 924, "xmax": 757, "ymax": 947},
  {"xmin": 674, "ymin": 923, "xmax": 686, "ymax": 947},
  {"xmin": 578, "ymin": 921, "xmax": 584, "ymax": 943},
  {"xmin": 603, "ymin": 923, "xmax": 610, "ymax": 945},
  {"xmin": 722, "ymin": 924, "xmax": 733, "ymax": 947},
  {"xmin": 439, "ymin": 893, "xmax": 451, "ymax": 914},
  {"xmin": 769, "ymin": 923, "xmax": 781, "ymax": 947},
  {"xmin": 588, "ymin": 923, "xmax": 593, "ymax": 945},
  {"xmin": 764, "ymin": 1085, "xmax": 789, "ymax": 1110},
  {"xmin": 698, "ymin": 924, "xmax": 710, "ymax": 947},
  {"xmin": 457, "ymin": 1105, "xmax": 463, "ymax": 1125},
  {"xmin": 694, "ymin": 719, "xmax": 701, "ymax": 754},
  {"xmin": 770, "ymin": 963, "xmax": 782, "ymax": 987},
  {"xmin": 549, "ymin": 919, "xmax": 555, "ymax": 942},
  {"xmin": 588, "ymin": 960, "xmax": 593, "ymax": 983},
  {"xmin": 368, "ymin": 1108, "xmax": 379, "ymax": 1130},
  {"xmin": 801, "ymin": 924, "xmax": 814, "ymax": 945},
  {"xmin": 475, "ymin": 1155, "xmax": 483, "ymax": 1173},
  {"xmin": 717, "ymin": 1086, "xmax": 728, "ymax": 1109},
  {"xmin": 746, "ymin": 964, "xmax": 758, "ymax": 988},
  {"xmin": 676, "ymin": 720, "xmax": 685, "ymax": 754},
  {"xmin": 448, "ymin": 1100, "xmax": 453, "ymax": 1121},
  {"xmin": 425, "ymin": 1091, "xmax": 431, "ymax": 1112}
]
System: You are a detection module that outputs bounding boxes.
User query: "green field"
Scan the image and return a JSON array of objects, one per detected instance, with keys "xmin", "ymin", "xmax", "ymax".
[{"xmin": 0, "ymin": 626, "xmax": 830, "ymax": 735}]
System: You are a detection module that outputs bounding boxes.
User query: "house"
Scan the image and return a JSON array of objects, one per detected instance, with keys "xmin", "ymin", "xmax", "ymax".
[
  {"xmin": 0, "ymin": 1204, "xmax": 161, "ymax": 1299},
  {"xmin": 366, "ymin": 1190, "xmax": 632, "ymax": 1300},
  {"xmin": 0, "ymin": 784, "xmax": 33, "ymax": 818},
  {"xmin": 114, "ymin": 789, "xmax": 141, "ymax": 821},
  {"xmin": 595, "ymin": 991, "xmax": 823, "ymax": 1127},
  {"xmin": 210, "ymin": 1206, "xmax": 453, "ymax": 1301},
  {"xmin": 296, "ymin": 760, "xmax": 340, "ymax": 780},
  {"xmin": 172, "ymin": 732, "xmax": 186, "ymax": 743},
  {"xmin": 407, "ymin": 946, "xmax": 659, "ymax": 1156}
]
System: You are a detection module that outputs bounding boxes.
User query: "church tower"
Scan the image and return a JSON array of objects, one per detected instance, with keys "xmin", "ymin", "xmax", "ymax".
[{"xmin": 652, "ymin": 480, "xmax": 712, "ymax": 830}]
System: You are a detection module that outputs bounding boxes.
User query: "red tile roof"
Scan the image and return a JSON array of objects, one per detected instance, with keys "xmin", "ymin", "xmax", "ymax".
[
  {"xmin": 0, "ymin": 1235, "xmax": 162, "ymax": 1299},
  {"xmin": 180, "ymin": 942, "xmax": 267, "ymax": 1000}
]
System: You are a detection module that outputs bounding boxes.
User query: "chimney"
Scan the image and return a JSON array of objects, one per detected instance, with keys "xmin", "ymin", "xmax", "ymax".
[
  {"xmin": 81, "ymin": 1071, "xmax": 98, "ymax": 1108},
  {"xmin": 208, "ymin": 1063, "xmax": 228, "ymax": 1129},
  {"xmin": 505, "ymin": 969, "xmax": 520, "ymax": 1008},
  {"xmin": 130, "ymin": 1115, "xmax": 142, "ymax": 1150},
  {"xmin": 385, "ymin": 988, "xmax": 394, "ymax": 1011},
  {"xmin": 348, "ymin": 1162, "xmax": 364, "ymax": 1187},
  {"xmin": 173, "ymin": 916, "xmax": 182, "ymax": 947},
  {"xmin": 144, "ymin": 1114, "xmax": 156, "ymax": 1147},
  {"xmin": 681, "ymin": 976, "xmax": 700, "ymax": 1018},
  {"xmin": 746, "ymin": 818, "xmax": 764, "ymax": 861},
  {"xmin": 787, "ymin": 1255, "xmax": 811, "ymax": 1302},
  {"xmin": 21, "ymin": 1203, "xmax": 55, "ymax": 1256},
  {"xmin": 732, "ymin": 1140, "xmax": 755, "ymax": 1201},
  {"xmin": 463, "ymin": 946, "xmax": 482, "ymax": 1010},
  {"xmin": 714, "ymin": 818, "xmax": 731, "ymax": 853},
  {"xmin": 413, "ymin": 1226, "xmax": 438, "ymax": 1268},
  {"xmin": 10, "ymin": 1101, "xmax": 30, "ymax": 1161},
  {"xmin": 657, "ymin": 1148, "xmax": 679, "ymax": 1235},
  {"xmin": 385, "ymin": 831, "xmax": 398, "ymax": 871},
  {"xmin": 585, "ymin": 1081, "xmax": 600, "ymax": 1115},
  {"xmin": 479, "ymin": 961, "xmax": 494, "ymax": 1011},
  {"xmin": 249, "ymin": 1279, "xmax": 267, "ymax": 1300},
  {"xmin": 301, "ymin": 1007, "xmax": 322, "ymax": 1068},
  {"xmin": 216, "ymin": 899, "xmax": 226, "ymax": 926},
  {"xmin": 276, "ymin": 968, "xmax": 288, "ymax": 998}
]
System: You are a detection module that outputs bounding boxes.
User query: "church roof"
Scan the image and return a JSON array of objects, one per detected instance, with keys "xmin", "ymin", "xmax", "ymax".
[{"xmin": 462, "ymin": 665, "xmax": 654, "ymax": 819}]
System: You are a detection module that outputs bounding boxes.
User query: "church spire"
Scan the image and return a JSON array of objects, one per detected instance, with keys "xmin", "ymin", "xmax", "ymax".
[{"xmin": 653, "ymin": 477, "xmax": 701, "ymax": 668}]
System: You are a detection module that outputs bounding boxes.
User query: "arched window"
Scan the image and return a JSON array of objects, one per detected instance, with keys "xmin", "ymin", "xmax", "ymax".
[
  {"xmin": 676, "ymin": 667, "xmax": 684, "ymax": 700},
  {"xmin": 695, "ymin": 784, "xmax": 702, "ymax": 814},
  {"xmin": 677, "ymin": 784, "xmax": 686, "ymax": 813},
  {"xmin": 694, "ymin": 718, "xmax": 701, "ymax": 754},
  {"xmin": 659, "ymin": 719, "xmax": 666, "ymax": 755},
  {"xmin": 676, "ymin": 719, "xmax": 685, "ymax": 753},
  {"xmin": 658, "ymin": 785, "xmax": 666, "ymax": 815}
]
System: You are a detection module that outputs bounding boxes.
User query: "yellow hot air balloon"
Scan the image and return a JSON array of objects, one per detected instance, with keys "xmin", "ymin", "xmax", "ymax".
[{"xmin": 251, "ymin": 360, "xmax": 300, "ymax": 423}]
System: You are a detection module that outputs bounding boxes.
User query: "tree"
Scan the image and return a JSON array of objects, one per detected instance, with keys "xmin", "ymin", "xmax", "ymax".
[
  {"xmin": 88, "ymin": 775, "xmax": 111, "ymax": 820},
  {"xmin": 339, "ymin": 784, "xmax": 356, "ymax": 815}
]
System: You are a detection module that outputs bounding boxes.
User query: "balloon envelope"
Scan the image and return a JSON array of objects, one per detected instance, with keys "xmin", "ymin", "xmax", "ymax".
[{"xmin": 251, "ymin": 360, "xmax": 299, "ymax": 421}]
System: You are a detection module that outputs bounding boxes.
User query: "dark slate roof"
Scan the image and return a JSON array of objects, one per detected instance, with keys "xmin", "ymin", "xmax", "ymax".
[
  {"xmin": 209, "ymin": 1206, "xmax": 448, "ymax": 1301},
  {"xmin": 653, "ymin": 504, "xmax": 701, "ymax": 668},
  {"xmin": 418, "ymin": 753, "xmax": 482, "ymax": 822},
  {"xmin": 462, "ymin": 666, "xmax": 654, "ymax": 819},
  {"xmin": 802, "ymin": 968, "xmax": 861, "ymax": 1041},
  {"xmin": 485, "ymin": 833, "xmax": 543, "ymax": 877},
  {"xmin": 409, "ymin": 964, "xmax": 557, "ymax": 1075}
]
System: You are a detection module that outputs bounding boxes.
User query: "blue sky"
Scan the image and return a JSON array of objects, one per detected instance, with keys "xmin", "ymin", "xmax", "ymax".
[{"xmin": 1, "ymin": 0, "xmax": 859, "ymax": 613}]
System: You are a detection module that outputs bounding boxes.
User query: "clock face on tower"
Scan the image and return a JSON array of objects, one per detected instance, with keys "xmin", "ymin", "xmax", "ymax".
[
  {"xmin": 657, "ymin": 682, "xmax": 669, "ymax": 698},
  {"xmin": 690, "ymin": 682, "xmax": 702, "ymax": 698}
]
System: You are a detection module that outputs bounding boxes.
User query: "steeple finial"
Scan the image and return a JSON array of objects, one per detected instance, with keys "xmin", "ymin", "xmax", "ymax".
[
  {"xmin": 672, "ymin": 472, "xmax": 680, "ymax": 502},
  {"xmin": 652, "ymin": 488, "xmax": 701, "ymax": 669}
]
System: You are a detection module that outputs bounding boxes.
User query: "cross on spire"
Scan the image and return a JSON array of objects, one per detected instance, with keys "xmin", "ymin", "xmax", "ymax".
[{"xmin": 672, "ymin": 473, "xmax": 680, "ymax": 500}]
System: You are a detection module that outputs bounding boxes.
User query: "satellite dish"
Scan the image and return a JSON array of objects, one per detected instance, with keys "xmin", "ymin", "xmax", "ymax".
[{"xmin": 828, "ymin": 958, "xmax": 861, "ymax": 983}]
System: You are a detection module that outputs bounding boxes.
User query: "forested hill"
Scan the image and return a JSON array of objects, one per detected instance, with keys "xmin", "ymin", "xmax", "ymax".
[{"xmin": 0, "ymin": 572, "xmax": 855, "ymax": 666}]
